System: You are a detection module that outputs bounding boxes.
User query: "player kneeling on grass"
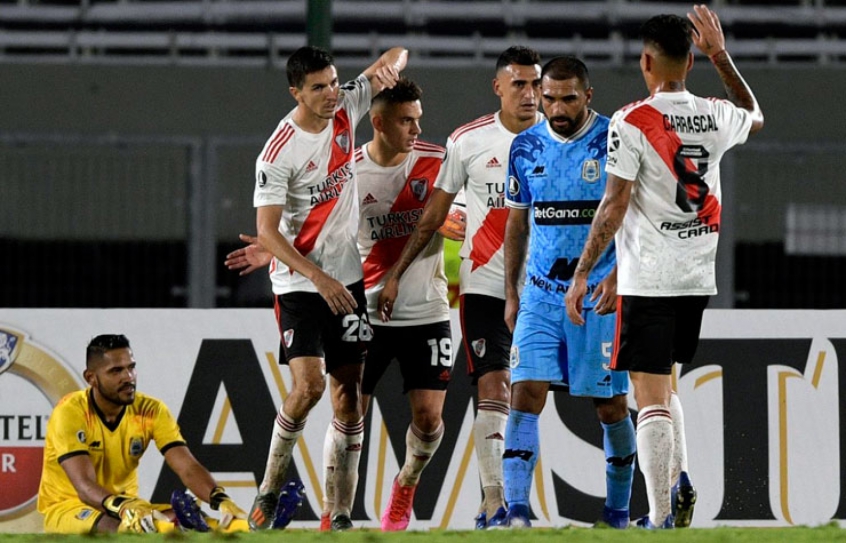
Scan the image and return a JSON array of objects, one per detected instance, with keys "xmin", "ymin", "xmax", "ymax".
[{"xmin": 37, "ymin": 334, "xmax": 252, "ymax": 534}]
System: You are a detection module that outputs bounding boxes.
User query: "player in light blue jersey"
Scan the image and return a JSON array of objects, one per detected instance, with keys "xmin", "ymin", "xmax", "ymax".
[{"xmin": 502, "ymin": 56, "xmax": 635, "ymax": 529}]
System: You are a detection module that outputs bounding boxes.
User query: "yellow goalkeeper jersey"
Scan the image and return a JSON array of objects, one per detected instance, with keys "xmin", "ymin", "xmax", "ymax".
[{"xmin": 37, "ymin": 389, "xmax": 186, "ymax": 513}]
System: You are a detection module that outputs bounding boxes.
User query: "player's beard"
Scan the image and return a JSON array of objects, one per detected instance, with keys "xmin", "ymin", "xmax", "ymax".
[
  {"xmin": 549, "ymin": 110, "xmax": 586, "ymax": 138},
  {"xmin": 96, "ymin": 377, "xmax": 136, "ymax": 406}
]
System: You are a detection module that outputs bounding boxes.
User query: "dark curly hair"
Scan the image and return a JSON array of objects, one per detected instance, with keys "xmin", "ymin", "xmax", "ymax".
[{"xmin": 641, "ymin": 14, "xmax": 693, "ymax": 62}]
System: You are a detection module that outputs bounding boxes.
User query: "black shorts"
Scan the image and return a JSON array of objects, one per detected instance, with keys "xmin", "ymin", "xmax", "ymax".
[
  {"xmin": 274, "ymin": 280, "xmax": 370, "ymax": 372},
  {"xmin": 611, "ymin": 295, "xmax": 710, "ymax": 375},
  {"xmin": 362, "ymin": 321, "xmax": 453, "ymax": 395},
  {"xmin": 459, "ymin": 294, "xmax": 512, "ymax": 384}
]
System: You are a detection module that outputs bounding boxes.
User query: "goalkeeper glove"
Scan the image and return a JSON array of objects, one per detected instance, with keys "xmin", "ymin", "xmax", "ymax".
[
  {"xmin": 102, "ymin": 494, "xmax": 159, "ymax": 533},
  {"xmin": 209, "ymin": 486, "xmax": 247, "ymax": 529}
]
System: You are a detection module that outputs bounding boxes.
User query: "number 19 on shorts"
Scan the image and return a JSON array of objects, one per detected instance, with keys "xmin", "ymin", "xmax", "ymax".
[{"xmin": 428, "ymin": 338, "xmax": 453, "ymax": 367}]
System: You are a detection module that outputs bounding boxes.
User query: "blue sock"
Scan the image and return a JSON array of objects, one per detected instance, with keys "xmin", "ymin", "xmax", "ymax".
[
  {"xmin": 503, "ymin": 410, "xmax": 539, "ymax": 507},
  {"xmin": 602, "ymin": 416, "xmax": 636, "ymax": 511}
]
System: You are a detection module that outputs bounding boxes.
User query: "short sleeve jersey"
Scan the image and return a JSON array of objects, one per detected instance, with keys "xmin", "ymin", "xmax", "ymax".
[
  {"xmin": 435, "ymin": 111, "xmax": 544, "ymax": 299},
  {"xmin": 38, "ymin": 389, "xmax": 185, "ymax": 512},
  {"xmin": 357, "ymin": 141, "xmax": 449, "ymax": 326},
  {"xmin": 606, "ymin": 91, "xmax": 752, "ymax": 296},
  {"xmin": 254, "ymin": 75, "xmax": 372, "ymax": 295},
  {"xmin": 507, "ymin": 112, "xmax": 615, "ymax": 307}
]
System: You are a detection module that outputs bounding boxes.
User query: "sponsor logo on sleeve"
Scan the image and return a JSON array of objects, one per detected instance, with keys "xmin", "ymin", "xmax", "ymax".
[
  {"xmin": 508, "ymin": 176, "xmax": 520, "ymax": 197},
  {"xmin": 609, "ymin": 130, "xmax": 620, "ymax": 152}
]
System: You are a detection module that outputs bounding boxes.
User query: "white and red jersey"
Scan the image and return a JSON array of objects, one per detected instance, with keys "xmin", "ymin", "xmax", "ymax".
[
  {"xmin": 606, "ymin": 91, "xmax": 753, "ymax": 296},
  {"xmin": 435, "ymin": 110, "xmax": 544, "ymax": 299},
  {"xmin": 357, "ymin": 141, "xmax": 449, "ymax": 326},
  {"xmin": 254, "ymin": 75, "xmax": 372, "ymax": 295}
]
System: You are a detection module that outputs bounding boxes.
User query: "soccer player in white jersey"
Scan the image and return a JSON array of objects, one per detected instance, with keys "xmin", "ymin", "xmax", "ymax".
[
  {"xmin": 357, "ymin": 80, "xmax": 452, "ymax": 531},
  {"xmin": 251, "ymin": 44, "xmax": 408, "ymax": 532},
  {"xmin": 377, "ymin": 46, "xmax": 543, "ymax": 528},
  {"xmin": 227, "ymin": 79, "xmax": 453, "ymax": 531},
  {"xmin": 321, "ymin": 79, "xmax": 453, "ymax": 532},
  {"xmin": 566, "ymin": 5, "xmax": 764, "ymax": 529}
]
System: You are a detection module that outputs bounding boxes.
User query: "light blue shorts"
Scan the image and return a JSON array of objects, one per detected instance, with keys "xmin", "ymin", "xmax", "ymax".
[{"xmin": 510, "ymin": 299, "xmax": 628, "ymax": 398}]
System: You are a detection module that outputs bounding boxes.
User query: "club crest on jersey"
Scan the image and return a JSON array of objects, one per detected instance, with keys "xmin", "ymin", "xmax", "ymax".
[
  {"xmin": 581, "ymin": 159, "xmax": 601, "ymax": 183},
  {"xmin": 76, "ymin": 430, "xmax": 87, "ymax": 444},
  {"xmin": 335, "ymin": 130, "xmax": 351, "ymax": 154},
  {"xmin": 410, "ymin": 178, "xmax": 428, "ymax": 202},
  {"xmin": 130, "ymin": 437, "xmax": 144, "ymax": 457},
  {"xmin": 510, "ymin": 346, "xmax": 520, "ymax": 369},
  {"xmin": 508, "ymin": 176, "xmax": 520, "ymax": 197},
  {"xmin": 257, "ymin": 170, "xmax": 268, "ymax": 188},
  {"xmin": 284, "ymin": 329, "xmax": 295, "ymax": 348},
  {"xmin": 471, "ymin": 339, "xmax": 486, "ymax": 358}
]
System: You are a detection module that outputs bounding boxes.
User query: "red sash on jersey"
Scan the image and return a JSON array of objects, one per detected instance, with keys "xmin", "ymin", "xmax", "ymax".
[
  {"xmin": 362, "ymin": 155, "xmax": 442, "ymax": 288},
  {"xmin": 293, "ymin": 109, "xmax": 354, "ymax": 258},
  {"xmin": 468, "ymin": 208, "xmax": 508, "ymax": 271},
  {"xmin": 625, "ymin": 105, "xmax": 721, "ymax": 225}
]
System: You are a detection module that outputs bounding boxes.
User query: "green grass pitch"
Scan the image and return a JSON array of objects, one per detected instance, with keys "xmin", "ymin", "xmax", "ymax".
[{"xmin": 4, "ymin": 525, "xmax": 846, "ymax": 543}]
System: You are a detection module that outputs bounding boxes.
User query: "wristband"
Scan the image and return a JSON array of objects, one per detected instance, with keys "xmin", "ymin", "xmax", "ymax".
[
  {"xmin": 102, "ymin": 494, "xmax": 134, "ymax": 519},
  {"xmin": 209, "ymin": 486, "xmax": 231, "ymax": 511}
]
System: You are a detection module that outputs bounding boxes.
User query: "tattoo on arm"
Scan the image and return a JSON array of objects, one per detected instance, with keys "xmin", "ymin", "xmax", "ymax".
[
  {"xmin": 710, "ymin": 50, "xmax": 756, "ymax": 111},
  {"xmin": 392, "ymin": 226, "xmax": 433, "ymax": 279},
  {"xmin": 576, "ymin": 215, "xmax": 622, "ymax": 275},
  {"xmin": 576, "ymin": 179, "xmax": 629, "ymax": 276}
]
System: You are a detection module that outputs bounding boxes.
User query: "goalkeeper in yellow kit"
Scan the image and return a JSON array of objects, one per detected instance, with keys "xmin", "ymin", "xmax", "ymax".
[{"xmin": 37, "ymin": 334, "xmax": 249, "ymax": 534}]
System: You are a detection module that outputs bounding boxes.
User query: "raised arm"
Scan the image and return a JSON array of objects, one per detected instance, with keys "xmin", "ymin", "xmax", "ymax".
[
  {"xmin": 565, "ymin": 173, "xmax": 632, "ymax": 325},
  {"xmin": 363, "ymin": 47, "xmax": 409, "ymax": 95},
  {"xmin": 503, "ymin": 207, "xmax": 529, "ymax": 332},
  {"xmin": 377, "ymin": 187, "xmax": 455, "ymax": 321},
  {"xmin": 257, "ymin": 205, "xmax": 357, "ymax": 315},
  {"xmin": 688, "ymin": 4, "xmax": 764, "ymax": 134}
]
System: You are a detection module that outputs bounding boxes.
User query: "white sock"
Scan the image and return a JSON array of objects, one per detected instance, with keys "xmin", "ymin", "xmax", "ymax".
[
  {"xmin": 322, "ymin": 422, "xmax": 335, "ymax": 515},
  {"xmin": 331, "ymin": 418, "xmax": 364, "ymax": 517},
  {"xmin": 637, "ymin": 405, "xmax": 673, "ymax": 526},
  {"xmin": 668, "ymin": 392, "xmax": 689, "ymax": 486},
  {"xmin": 398, "ymin": 422, "xmax": 444, "ymax": 487},
  {"xmin": 474, "ymin": 399, "xmax": 509, "ymax": 512},
  {"xmin": 259, "ymin": 409, "xmax": 305, "ymax": 494}
]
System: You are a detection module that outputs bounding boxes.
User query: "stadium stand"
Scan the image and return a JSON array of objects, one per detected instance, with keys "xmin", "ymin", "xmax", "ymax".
[{"xmin": 1, "ymin": 1, "xmax": 845, "ymax": 66}]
